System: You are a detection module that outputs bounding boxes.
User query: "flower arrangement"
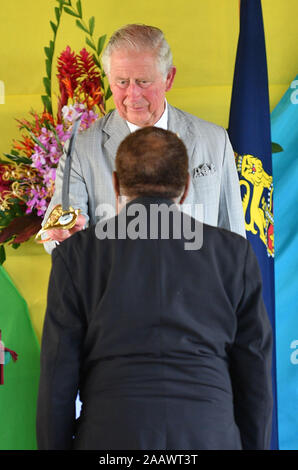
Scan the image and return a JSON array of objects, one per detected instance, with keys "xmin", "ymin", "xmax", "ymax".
[{"xmin": 0, "ymin": 0, "xmax": 111, "ymax": 263}]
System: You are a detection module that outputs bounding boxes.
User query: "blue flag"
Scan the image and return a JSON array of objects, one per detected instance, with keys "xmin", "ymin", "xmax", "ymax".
[
  {"xmin": 228, "ymin": 0, "xmax": 278, "ymax": 449},
  {"xmin": 271, "ymin": 77, "xmax": 298, "ymax": 450}
]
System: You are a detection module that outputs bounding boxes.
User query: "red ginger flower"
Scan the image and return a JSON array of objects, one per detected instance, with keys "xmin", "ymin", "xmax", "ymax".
[
  {"xmin": 77, "ymin": 48, "xmax": 101, "ymax": 82},
  {"xmin": 57, "ymin": 46, "xmax": 81, "ymax": 122},
  {"xmin": 57, "ymin": 46, "xmax": 80, "ymax": 95},
  {"xmin": 77, "ymin": 48, "xmax": 103, "ymax": 109}
]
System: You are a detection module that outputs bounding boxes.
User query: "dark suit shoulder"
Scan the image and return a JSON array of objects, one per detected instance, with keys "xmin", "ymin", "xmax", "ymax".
[
  {"xmin": 199, "ymin": 222, "xmax": 249, "ymax": 269},
  {"xmin": 52, "ymin": 225, "xmax": 105, "ymax": 265},
  {"xmin": 204, "ymin": 222, "xmax": 247, "ymax": 244},
  {"xmin": 52, "ymin": 226, "xmax": 113, "ymax": 316}
]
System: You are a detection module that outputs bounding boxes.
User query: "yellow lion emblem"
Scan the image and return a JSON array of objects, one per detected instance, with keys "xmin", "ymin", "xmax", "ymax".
[{"xmin": 235, "ymin": 153, "xmax": 274, "ymax": 257}]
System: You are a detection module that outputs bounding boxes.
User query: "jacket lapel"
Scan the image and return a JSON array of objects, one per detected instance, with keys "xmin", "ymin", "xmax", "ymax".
[
  {"xmin": 167, "ymin": 104, "xmax": 196, "ymax": 164},
  {"xmin": 103, "ymin": 111, "xmax": 130, "ymax": 161}
]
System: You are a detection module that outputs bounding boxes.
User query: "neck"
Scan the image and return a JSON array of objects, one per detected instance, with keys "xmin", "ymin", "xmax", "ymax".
[{"xmin": 116, "ymin": 193, "xmax": 181, "ymax": 214}]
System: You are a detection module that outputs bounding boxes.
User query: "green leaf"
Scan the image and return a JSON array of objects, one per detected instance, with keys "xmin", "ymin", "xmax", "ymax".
[
  {"xmin": 3, "ymin": 153, "xmax": 32, "ymax": 164},
  {"xmin": 86, "ymin": 37, "xmax": 96, "ymax": 52},
  {"xmin": 57, "ymin": 0, "xmax": 71, "ymax": 7},
  {"xmin": 26, "ymin": 131, "xmax": 49, "ymax": 154},
  {"xmin": 0, "ymin": 245, "xmax": 6, "ymax": 265},
  {"xmin": 76, "ymin": 19, "xmax": 89, "ymax": 33},
  {"xmin": 92, "ymin": 54, "xmax": 102, "ymax": 70},
  {"xmin": 76, "ymin": 0, "xmax": 82, "ymax": 18},
  {"xmin": 49, "ymin": 40, "xmax": 54, "ymax": 55},
  {"xmin": 50, "ymin": 21, "xmax": 57, "ymax": 35},
  {"xmin": 63, "ymin": 6, "xmax": 80, "ymax": 17},
  {"xmin": 55, "ymin": 6, "xmax": 61, "ymax": 23},
  {"xmin": 89, "ymin": 16, "xmax": 95, "ymax": 35},
  {"xmin": 0, "ymin": 200, "xmax": 25, "ymax": 225},
  {"xmin": 11, "ymin": 243, "xmax": 20, "ymax": 249},
  {"xmin": 43, "ymin": 77, "xmax": 51, "ymax": 96},
  {"xmin": 105, "ymin": 85, "xmax": 112, "ymax": 101},
  {"xmin": 97, "ymin": 34, "xmax": 106, "ymax": 56},
  {"xmin": 0, "ymin": 150, "xmax": 21, "ymax": 163},
  {"xmin": 44, "ymin": 46, "xmax": 52, "ymax": 60},
  {"xmin": 272, "ymin": 142, "xmax": 283, "ymax": 153},
  {"xmin": 45, "ymin": 58, "xmax": 52, "ymax": 79},
  {"xmin": 42, "ymin": 95, "xmax": 52, "ymax": 114}
]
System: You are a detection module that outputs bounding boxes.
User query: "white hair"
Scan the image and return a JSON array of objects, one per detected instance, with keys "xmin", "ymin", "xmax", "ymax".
[{"xmin": 102, "ymin": 24, "xmax": 173, "ymax": 79}]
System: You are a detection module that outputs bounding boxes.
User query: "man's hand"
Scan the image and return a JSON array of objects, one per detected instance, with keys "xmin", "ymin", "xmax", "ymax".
[{"xmin": 46, "ymin": 214, "xmax": 87, "ymax": 243}]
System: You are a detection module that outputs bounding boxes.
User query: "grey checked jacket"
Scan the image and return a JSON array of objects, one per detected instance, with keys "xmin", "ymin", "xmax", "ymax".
[{"xmin": 42, "ymin": 104, "xmax": 245, "ymax": 253}]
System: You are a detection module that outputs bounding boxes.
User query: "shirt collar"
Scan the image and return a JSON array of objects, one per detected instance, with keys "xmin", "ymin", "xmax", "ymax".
[{"xmin": 126, "ymin": 100, "xmax": 168, "ymax": 133}]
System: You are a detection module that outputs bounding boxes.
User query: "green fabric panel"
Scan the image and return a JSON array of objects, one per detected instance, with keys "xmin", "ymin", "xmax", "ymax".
[{"xmin": 0, "ymin": 265, "xmax": 40, "ymax": 450}]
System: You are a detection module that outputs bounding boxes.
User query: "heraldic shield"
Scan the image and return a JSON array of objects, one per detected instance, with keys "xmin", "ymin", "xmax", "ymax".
[{"xmin": 235, "ymin": 152, "xmax": 274, "ymax": 258}]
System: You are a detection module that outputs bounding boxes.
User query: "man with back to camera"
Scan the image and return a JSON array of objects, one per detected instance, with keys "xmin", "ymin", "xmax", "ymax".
[
  {"xmin": 41, "ymin": 23, "xmax": 246, "ymax": 252},
  {"xmin": 37, "ymin": 127, "xmax": 273, "ymax": 450}
]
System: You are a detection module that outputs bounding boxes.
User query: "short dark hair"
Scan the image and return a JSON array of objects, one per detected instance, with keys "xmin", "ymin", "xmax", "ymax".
[{"xmin": 115, "ymin": 127, "xmax": 189, "ymax": 199}]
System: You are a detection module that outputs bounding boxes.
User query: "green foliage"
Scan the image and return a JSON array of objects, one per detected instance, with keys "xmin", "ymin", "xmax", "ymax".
[
  {"xmin": 97, "ymin": 35, "xmax": 107, "ymax": 56},
  {"xmin": 0, "ymin": 245, "xmax": 6, "ymax": 264},
  {"xmin": 0, "ymin": 1, "xmax": 113, "ymax": 262},
  {"xmin": 41, "ymin": 2, "xmax": 64, "ymax": 113},
  {"xmin": 2, "ymin": 153, "xmax": 32, "ymax": 165},
  {"xmin": 272, "ymin": 142, "xmax": 283, "ymax": 154},
  {"xmin": 76, "ymin": 19, "xmax": 89, "ymax": 33}
]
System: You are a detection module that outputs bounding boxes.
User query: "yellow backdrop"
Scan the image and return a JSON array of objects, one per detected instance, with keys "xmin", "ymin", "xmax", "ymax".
[{"xmin": 0, "ymin": 0, "xmax": 297, "ymax": 342}]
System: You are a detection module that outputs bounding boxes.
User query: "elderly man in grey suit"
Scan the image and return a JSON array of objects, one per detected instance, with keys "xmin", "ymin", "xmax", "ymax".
[{"xmin": 42, "ymin": 23, "xmax": 245, "ymax": 251}]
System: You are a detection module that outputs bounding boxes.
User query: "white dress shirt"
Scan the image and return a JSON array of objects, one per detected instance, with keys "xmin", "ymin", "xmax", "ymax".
[{"xmin": 126, "ymin": 100, "xmax": 168, "ymax": 132}]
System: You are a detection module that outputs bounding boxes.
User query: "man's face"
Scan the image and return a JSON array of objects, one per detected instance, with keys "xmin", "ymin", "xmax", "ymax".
[{"xmin": 108, "ymin": 48, "xmax": 176, "ymax": 127}]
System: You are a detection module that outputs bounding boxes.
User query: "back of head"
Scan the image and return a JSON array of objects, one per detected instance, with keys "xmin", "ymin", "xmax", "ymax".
[
  {"xmin": 115, "ymin": 127, "xmax": 189, "ymax": 199},
  {"xmin": 102, "ymin": 24, "xmax": 173, "ymax": 78}
]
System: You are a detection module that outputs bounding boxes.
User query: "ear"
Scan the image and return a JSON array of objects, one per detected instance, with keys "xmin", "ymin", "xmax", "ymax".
[
  {"xmin": 179, "ymin": 173, "xmax": 190, "ymax": 205},
  {"xmin": 165, "ymin": 66, "xmax": 176, "ymax": 92}
]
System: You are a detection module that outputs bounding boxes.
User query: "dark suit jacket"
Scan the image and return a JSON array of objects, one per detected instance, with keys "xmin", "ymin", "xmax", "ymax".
[{"xmin": 36, "ymin": 197, "xmax": 273, "ymax": 450}]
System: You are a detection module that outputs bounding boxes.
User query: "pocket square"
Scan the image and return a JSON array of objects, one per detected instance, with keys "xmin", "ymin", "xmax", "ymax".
[{"xmin": 193, "ymin": 163, "xmax": 216, "ymax": 178}]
